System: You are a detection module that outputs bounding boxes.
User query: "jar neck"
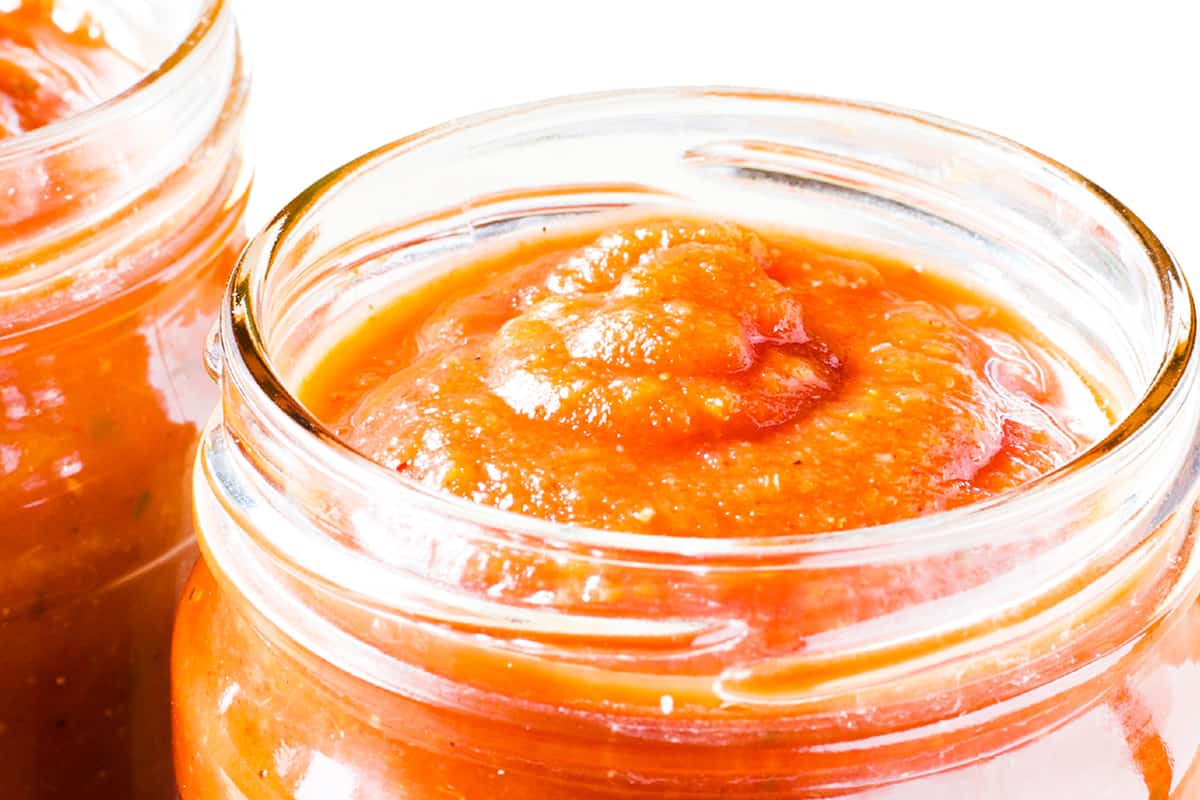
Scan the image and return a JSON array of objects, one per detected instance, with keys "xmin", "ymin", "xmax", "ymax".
[
  {"xmin": 0, "ymin": 0, "xmax": 248, "ymax": 335},
  {"xmin": 198, "ymin": 353, "xmax": 1200, "ymax": 698}
]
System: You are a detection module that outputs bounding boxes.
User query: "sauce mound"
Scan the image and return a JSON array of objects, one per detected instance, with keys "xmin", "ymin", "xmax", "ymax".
[
  {"xmin": 308, "ymin": 217, "xmax": 1108, "ymax": 536},
  {"xmin": 0, "ymin": 0, "xmax": 137, "ymax": 137}
]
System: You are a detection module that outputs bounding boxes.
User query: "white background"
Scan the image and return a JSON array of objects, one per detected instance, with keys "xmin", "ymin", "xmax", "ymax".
[{"xmin": 232, "ymin": 1, "xmax": 1197, "ymax": 269}]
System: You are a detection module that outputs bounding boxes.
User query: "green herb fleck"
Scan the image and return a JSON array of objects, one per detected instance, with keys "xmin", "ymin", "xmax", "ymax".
[{"xmin": 133, "ymin": 490, "xmax": 152, "ymax": 519}]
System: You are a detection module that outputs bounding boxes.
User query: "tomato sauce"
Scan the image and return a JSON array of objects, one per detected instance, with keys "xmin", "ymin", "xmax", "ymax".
[
  {"xmin": 0, "ymin": 0, "xmax": 137, "ymax": 137},
  {"xmin": 0, "ymin": 2, "xmax": 247, "ymax": 797},
  {"xmin": 306, "ymin": 217, "xmax": 1108, "ymax": 534},
  {"xmin": 172, "ymin": 215, "xmax": 1200, "ymax": 799}
]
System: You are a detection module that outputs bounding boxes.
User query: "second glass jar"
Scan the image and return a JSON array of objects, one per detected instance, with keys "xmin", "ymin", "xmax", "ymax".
[{"xmin": 0, "ymin": 0, "xmax": 249, "ymax": 797}]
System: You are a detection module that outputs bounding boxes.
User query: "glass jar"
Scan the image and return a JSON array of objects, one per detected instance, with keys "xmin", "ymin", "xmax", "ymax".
[
  {"xmin": 0, "ymin": 0, "xmax": 249, "ymax": 797},
  {"xmin": 174, "ymin": 89, "xmax": 1200, "ymax": 798}
]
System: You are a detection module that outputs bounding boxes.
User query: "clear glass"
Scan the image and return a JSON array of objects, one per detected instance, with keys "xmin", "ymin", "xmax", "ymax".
[
  {"xmin": 175, "ymin": 90, "xmax": 1200, "ymax": 798},
  {"xmin": 0, "ymin": 0, "xmax": 249, "ymax": 796}
]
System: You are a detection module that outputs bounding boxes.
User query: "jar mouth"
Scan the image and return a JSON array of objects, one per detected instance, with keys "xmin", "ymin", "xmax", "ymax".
[
  {"xmin": 225, "ymin": 87, "xmax": 1196, "ymax": 560},
  {"xmin": 0, "ymin": 0, "xmax": 227, "ymax": 163}
]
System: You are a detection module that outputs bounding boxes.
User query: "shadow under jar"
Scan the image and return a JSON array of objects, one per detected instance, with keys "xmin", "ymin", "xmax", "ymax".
[
  {"xmin": 174, "ymin": 90, "xmax": 1200, "ymax": 798},
  {"xmin": 0, "ymin": 1, "xmax": 249, "ymax": 797}
]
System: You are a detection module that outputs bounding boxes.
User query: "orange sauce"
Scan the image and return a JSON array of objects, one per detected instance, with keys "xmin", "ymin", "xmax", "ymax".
[
  {"xmin": 307, "ymin": 217, "xmax": 1108, "ymax": 534},
  {"xmin": 0, "ymin": 2, "xmax": 245, "ymax": 796},
  {"xmin": 171, "ymin": 216, "xmax": 1200, "ymax": 799}
]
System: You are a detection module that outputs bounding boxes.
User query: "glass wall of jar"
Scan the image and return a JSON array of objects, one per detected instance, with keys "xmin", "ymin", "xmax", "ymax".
[
  {"xmin": 0, "ymin": 1, "xmax": 249, "ymax": 797},
  {"xmin": 174, "ymin": 90, "xmax": 1200, "ymax": 799}
]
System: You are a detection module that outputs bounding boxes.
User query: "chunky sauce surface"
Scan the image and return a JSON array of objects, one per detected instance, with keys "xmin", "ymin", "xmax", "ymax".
[{"xmin": 307, "ymin": 216, "xmax": 1108, "ymax": 535}]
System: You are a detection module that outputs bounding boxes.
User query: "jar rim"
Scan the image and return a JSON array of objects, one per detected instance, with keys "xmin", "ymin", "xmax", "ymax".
[
  {"xmin": 225, "ymin": 86, "xmax": 1197, "ymax": 561},
  {"xmin": 0, "ymin": 0, "xmax": 228, "ymax": 163}
]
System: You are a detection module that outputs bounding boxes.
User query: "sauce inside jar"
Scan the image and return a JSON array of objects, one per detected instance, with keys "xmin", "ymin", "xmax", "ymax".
[
  {"xmin": 1, "ymin": 1, "xmax": 246, "ymax": 797},
  {"xmin": 305, "ymin": 215, "xmax": 1110, "ymax": 535},
  {"xmin": 173, "ymin": 212, "xmax": 1200, "ymax": 800},
  {"xmin": 0, "ymin": 0, "xmax": 138, "ymax": 138}
]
